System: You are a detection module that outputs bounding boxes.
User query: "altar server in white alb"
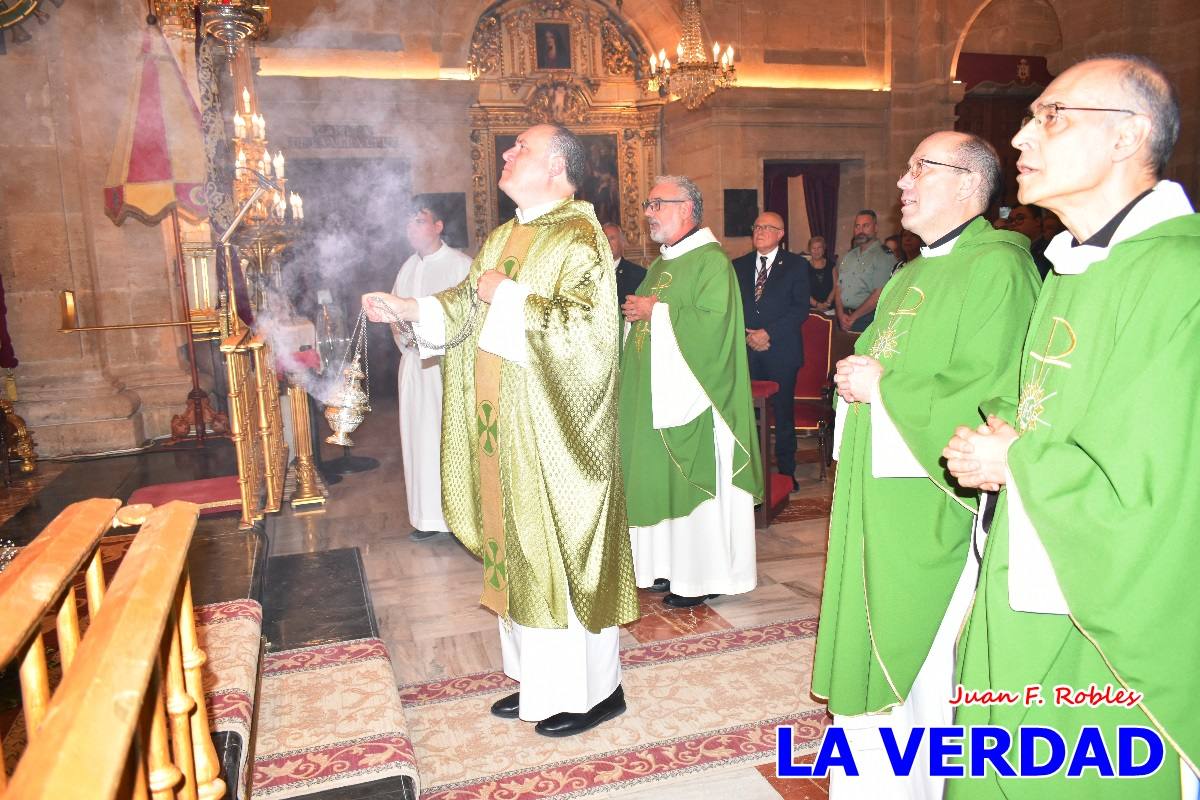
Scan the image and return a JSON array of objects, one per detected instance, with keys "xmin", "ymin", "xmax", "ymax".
[{"xmin": 391, "ymin": 199, "xmax": 471, "ymax": 541}]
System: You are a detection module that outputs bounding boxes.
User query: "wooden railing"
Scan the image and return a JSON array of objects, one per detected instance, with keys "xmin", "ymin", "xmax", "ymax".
[{"xmin": 1, "ymin": 500, "xmax": 225, "ymax": 800}]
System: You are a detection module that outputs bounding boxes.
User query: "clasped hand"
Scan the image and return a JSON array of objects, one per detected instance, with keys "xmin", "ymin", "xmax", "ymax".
[
  {"xmin": 942, "ymin": 415, "xmax": 1017, "ymax": 492},
  {"xmin": 833, "ymin": 355, "xmax": 882, "ymax": 404},
  {"xmin": 746, "ymin": 329, "xmax": 770, "ymax": 351},
  {"xmin": 622, "ymin": 294, "xmax": 656, "ymax": 322}
]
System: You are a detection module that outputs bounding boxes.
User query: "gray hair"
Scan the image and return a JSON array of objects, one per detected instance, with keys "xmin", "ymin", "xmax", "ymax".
[
  {"xmin": 547, "ymin": 125, "xmax": 588, "ymax": 191},
  {"xmin": 953, "ymin": 133, "xmax": 1003, "ymax": 210},
  {"xmin": 1081, "ymin": 54, "xmax": 1180, "ymax": 175},
  {"xmin": 653, "ymin": 175, "xmax": 703, "ymax": 224}
]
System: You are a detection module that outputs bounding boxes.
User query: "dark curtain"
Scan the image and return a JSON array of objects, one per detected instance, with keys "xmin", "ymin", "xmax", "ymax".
[
  {"xmin": 763, "ymin": 162, "xmax": 840, "ymax": 254},
  {"xmin": 0, "ymin": 273, "xmax": 16, "ymax": 369}
]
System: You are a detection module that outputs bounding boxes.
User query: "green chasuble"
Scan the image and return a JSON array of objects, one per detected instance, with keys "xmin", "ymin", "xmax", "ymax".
[
  {"xmin": 434, "ymin": 199, "xmax": 639, "ymax": 634},
  {"xmin": 950, "ymin": 205, "xmax": 1200, "ymax": 799},
  {"xmin": 618, "ymin": 238, "xmax": 762, "ymax": 526},
  {"xmin": 812, "ymin": 217, "xmax": 1039, "ymax": 715}
]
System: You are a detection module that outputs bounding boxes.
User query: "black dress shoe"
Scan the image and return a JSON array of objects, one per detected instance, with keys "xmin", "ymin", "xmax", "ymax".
[
  {"xmin": 663, "ymin": 592, "xmax": 720, "ymax": 608},
  {"xmin": 534, "ymin": 686, "xmax": 626, "ymax": 737},
  {"xmin": 490, "ymin": 691, "xmax": 520, "ymax": 719},
  {"xmin": 410, "ymin": 529, "xmax": 440, "ymax": 542},
  {"xmin": 647, "ymin": 578, "xmax": 671, "ymax": 593}
]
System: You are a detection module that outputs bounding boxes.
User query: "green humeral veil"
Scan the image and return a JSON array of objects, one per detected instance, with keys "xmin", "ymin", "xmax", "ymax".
[
  {"xmin": 813, "ymin": 217, "xmax": 1039, "ymax": 715},
  {"xmin": 434, "ymin": 199, "xmax": 639, "ymax": 634},
  {"xmin": 949, "ymin": 214, "xmax": 1200, "ymax": 799},
  {"xmin": 618, "ymin": 241, "xmax": 763, "ymax": 527}
]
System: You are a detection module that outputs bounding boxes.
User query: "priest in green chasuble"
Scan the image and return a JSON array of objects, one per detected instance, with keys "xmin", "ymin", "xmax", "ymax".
[
  {"xmin": 363, "ymin": 124, "xmax": 638, "ymax": 738},
  {"xmin": 945, "ymin": 55, "xmax": 1200, "ymax": 799},
  {"xmin": 617, "ymin": 175, "xmax": 763, "ymax": 609},
  {"xmin": 813, "ymin": 131, "xmax": 1039, "ymax": 797}
]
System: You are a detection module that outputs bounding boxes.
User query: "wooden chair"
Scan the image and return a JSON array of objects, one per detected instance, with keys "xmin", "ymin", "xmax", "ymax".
[{"xmin": 793, "ymin": 313, "xmax": 835, "ymax": 480}]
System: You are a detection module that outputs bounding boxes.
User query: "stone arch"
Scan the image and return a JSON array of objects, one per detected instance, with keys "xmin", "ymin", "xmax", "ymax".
[{"xmin": 950, "ymin": 0, "xmax": 1063, "ymax": 80}]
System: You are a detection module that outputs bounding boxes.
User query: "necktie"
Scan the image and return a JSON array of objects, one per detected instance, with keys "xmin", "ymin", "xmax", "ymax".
[{"xmin": 754, "ymin": 255, "xmax": 768, "ymax": 301}]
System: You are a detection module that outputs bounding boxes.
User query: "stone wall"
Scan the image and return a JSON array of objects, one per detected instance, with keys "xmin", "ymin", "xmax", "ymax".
[
  {"xmin": 3, "ymin": 0, "xmax": 1195, "ymax": 456},
  {"xmin": 1, "ymin": 0, "xmax": 194, "ymax": 456}
]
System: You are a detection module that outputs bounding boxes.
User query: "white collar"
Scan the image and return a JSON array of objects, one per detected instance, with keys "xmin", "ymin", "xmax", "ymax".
[
  {"xmin": 1046, "ymin": 180, "xmax": 1194, "ymax": 275},
  {"xmin": 660, "ymin": 227, "xmax": 719, "ymax": 260},
  {"xmin": 755, "ymin": 247, "xmax": 779, "ymax": 267},
  {"xmin": 515, "ymin": 196, "xmax": 571, "ymax": 224},
  {"xmin": 416, "ymin": 241, "xmax": 450, "ymax": 261},
  {"xmin": 612, "ymin": 253, "xmax": 622, "ymax": 268},
  {"xmin": 920, "ymin": 233, "xmax": 963, "ymax": 259}
]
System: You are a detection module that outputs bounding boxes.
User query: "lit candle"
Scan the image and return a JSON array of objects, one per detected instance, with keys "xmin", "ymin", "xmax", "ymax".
[
  {"xmin": 262, "ymin": 156, "xmax": 272, "ymax": 177},
  {"xmin": 236, "ymin": 149, "xmax": 246, "ymax": 169},
  {"xmin": 676, "ymin": 43, "xmax": 683, "ymax": 60},
  {"xmin": 726, "ymin": 45, "xmax": 734, "ymax": 63},
  {"xmin": 233, "ymin": 113, "xmax": 245, "ymax": 139},
  {"xmin": 273, "ymin": 151, "xmax": 285, "ymax": 179},
  {"xmin": 293, "ymin": 193, "xmax": 304, "ymax": 220},
  {"xmin": 713, "ymin": 42, "xmax": 720, "ymax": 62},
  {"xmin": 242, "ymin": 87, "xmax": 251, "ymax": 114},
  {"xmin": 650, "ymin": 52, "xmax": 657, "ymax": 74},
  {"xmin": 258, "ymin": 157, "xmax": 267, "ymax": 176},
  {"xmin": 663, "ymin": 56, "xmax": 670, "ymax": 71}
]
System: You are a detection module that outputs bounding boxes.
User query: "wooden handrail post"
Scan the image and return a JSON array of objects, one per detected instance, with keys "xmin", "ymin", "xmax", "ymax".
[
  {"xmin": 145, "ymin": 663, "xmax": 183, "ymax": 800},
  {"xmin": 18, "ymin": 633, "xmax": 51, "ymax": 739},
  {"xmin": 178, "ymin": 573, "xmax": 226, "ymax": 800},
  {"xmin": 163, "ymin": 609, "xmax": 199, "ymax": 800}
]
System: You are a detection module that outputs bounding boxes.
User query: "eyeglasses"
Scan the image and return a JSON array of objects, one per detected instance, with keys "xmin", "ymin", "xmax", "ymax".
[
  {"xmin": 751, "ymin": 224, "xmax": 782, "ymax": 233},
  {"xmin": 1021, "ymin": 103, "xmax": 1137, "ymax": 131},
  {"xmin": 641, "ymin": 198, "xmax": 688, "ymax": 212},
  {"xmin": 902, "ymin": 158, "xmax": 971, "ymax": 180}
]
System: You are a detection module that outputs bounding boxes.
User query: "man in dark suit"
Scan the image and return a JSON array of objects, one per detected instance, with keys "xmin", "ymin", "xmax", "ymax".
[
  {"xmin": 604, "ymin": 222, "xmax": 647, "ymax": 303},
  {"xmin": 733, "ymin": 212, "xmax": 811, "ymax": 489}
]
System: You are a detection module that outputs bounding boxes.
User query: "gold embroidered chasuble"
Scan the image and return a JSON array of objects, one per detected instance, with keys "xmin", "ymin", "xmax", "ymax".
[{"xmin": 434, "ymin": 199, "xmax": 639, "ymax": 633}]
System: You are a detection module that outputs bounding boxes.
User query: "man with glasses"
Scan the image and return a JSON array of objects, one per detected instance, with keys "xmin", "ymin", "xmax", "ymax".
[
  {"xmin": 944, "ymin": 55, "xmax": 1200, "ymax": 798},
  {"xmin": 618, "ymin": 176, "xmax": 763, "ymax": 609},
  {"xmin": 362, "ymin": 124, "xmax": 637, "ymax": 737},
  {"xmin": 834, "ymin": 210, "xmax": 895, "ymax": 332},
  {"xmin": 732, "ymin": 212, "xmax": 810, "ymax": 490},
  {"xmin": 1006, "ymin": 203, "xmax": 1053, "ymax": 279},
  {"xmin": 814, "ymin": 130, "xmax": 1039, "ymax": 797},
  {"xmin": 391, "ymin": 199, "xmax": 472, "ymax": 541}
]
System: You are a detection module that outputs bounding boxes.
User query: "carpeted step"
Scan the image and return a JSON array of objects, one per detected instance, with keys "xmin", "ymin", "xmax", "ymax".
[
  {"xmin": 197, "ymin": 599, "xmax": 265, "ymax": 800},
  {"xmin": 251, "ymin": 637, "xmax": 419, "ymax": 799}
]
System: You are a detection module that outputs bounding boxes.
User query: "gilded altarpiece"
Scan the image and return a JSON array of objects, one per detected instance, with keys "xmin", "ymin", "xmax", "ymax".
[{"xmin": 466, "ymin": 0, "xmax": 664, "ymax": 259}]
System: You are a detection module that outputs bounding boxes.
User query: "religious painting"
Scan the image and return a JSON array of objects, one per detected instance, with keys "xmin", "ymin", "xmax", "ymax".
[
  {"xmin": 535, "ymin": 23, "xmax": 572, "ymax": 70},
  {"xmin": 494, "ymin": 133, "xmax": 620, "ymax": 226},
  {"xmin": 724, "ymin": 189, "xmax": 759, "ymax": 238}
]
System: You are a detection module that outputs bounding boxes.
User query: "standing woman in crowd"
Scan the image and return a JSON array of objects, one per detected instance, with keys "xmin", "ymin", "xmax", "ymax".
[{"xmin": 807, "ymin": 235, "xmax": 837, "ymax": 312}]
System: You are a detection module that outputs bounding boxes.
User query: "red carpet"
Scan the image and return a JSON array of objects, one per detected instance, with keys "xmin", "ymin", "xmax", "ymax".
[{"xmin": 127, "ymin": 475, "xmax": 242, "ymax": 516}]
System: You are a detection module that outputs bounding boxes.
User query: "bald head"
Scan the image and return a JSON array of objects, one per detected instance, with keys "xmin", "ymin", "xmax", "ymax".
[
  {"xmin": 1075, "ymin": 55, "xmax": 1180, "ymax": 175},
  {"xmin": 751, "ymin": 211, "xmax": 786, "ymax": 254}
]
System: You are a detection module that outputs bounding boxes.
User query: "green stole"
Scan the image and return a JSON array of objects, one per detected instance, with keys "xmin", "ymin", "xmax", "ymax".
[
  {"xmin": 812, "ymin": 218, "xmax": 1038, "ymax": 715},
  {"xmin": 474, "ymin": 223, "xmax": 536, "ymax": 620},
  {"xmin": 952, "ymin": 213, "xmax": 1200, "ymax": 799},
  {"xmin": 618, "ymin": 241, "xmax": 762, "ymax": 527}
]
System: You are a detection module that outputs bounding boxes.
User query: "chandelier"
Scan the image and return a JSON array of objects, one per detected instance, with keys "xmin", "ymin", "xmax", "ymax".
[
  {"xmin": 148, "ymin": 1, "xmax": 272, "ymax": 47},
  {"xmin": 232, "ymin": 85, "xmax": 303, "ymax": 232},
  {"xmin": 645, "ymin": 0, "xmax": 735, "ymax": 110}
]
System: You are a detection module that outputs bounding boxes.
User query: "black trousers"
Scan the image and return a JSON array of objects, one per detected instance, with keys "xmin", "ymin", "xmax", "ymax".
[{"xmin": 747, "ymin": 349, "xmax": 800, "ymax": 476}]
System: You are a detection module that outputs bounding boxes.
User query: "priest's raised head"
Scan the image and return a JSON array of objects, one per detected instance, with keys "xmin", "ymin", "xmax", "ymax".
[
  {"xmin": 498, "ymin": 123, "xmax": 587, "ymax": 212},
  {"xmin": 405, "ymin": 202, "xmax": 445, "ymax": 258},
  {"xmin": 1012, "ymin": 54, "xmax": 1179, "ymax": 242},
  {"xmin": 897, "ymin": 131, "xmax": 1000, "ymax": 245},
  {"xmin": 751, "ymin": 212, "xmax": 785, "ymax": 255},
  {"xmin": 645, "ymin": 175, "xmax": 703, "ymax": 246}
]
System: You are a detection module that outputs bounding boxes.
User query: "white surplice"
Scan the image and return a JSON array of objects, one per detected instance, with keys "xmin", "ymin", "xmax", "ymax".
[{"xmin": 391, "ymin": 242, "xmax": 471, "ymax": 532}]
